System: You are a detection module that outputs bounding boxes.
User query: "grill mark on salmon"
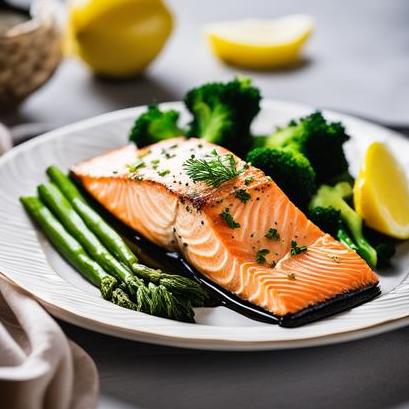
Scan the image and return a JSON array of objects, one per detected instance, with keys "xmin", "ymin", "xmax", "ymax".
[{"xmin": 72, "ymin": 138, "xmax": 379, "ymax": 316}]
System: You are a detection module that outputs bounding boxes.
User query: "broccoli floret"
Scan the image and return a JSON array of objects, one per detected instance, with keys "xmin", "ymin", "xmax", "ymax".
[
  {"xmin": 184, "ymin": 77, "xmax": 261, "ymax": 155},
  {"xmin": 309, "ymin": 206, "xmax": 359, "ymax": 252},
  {"xmin": 363, "ymin": 227, "xmax": 397, "ymax": 267},
  {"xmin": 374, "ymin": 242, "xmax": 396, "ymax": 267},
  {"xmin": 309, "ymin": 182, "xmax": 377, "ymax": 267},
  {"xmin": 264, "ymin": 112, "xmax": 350, "ymax": 183},
  {"xmin": 308, "ymin": 206, "xmax": 342, "ymax": 236},
  {"xmin": 129, "ymin": 105, "xmax": 184, "ymax": 148},
  {"xmin": 247, "ymin": 147, "xmax": 316, "ymax": 208}
]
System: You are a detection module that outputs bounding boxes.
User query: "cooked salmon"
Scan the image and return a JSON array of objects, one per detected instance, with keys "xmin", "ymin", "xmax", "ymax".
[{"xmin": 72, "ymin": 138, "xmax": 379, "ymax": 316}]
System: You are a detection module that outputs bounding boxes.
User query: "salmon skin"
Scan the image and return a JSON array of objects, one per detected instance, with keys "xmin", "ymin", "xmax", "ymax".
[{"xmin": 72, "ymin": 137, "xmax": 380, "ymax": 322}]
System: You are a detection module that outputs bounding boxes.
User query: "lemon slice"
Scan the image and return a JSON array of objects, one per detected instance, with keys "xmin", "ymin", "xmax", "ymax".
[
  {"xmin": 68, "ymin": 0, "xmax": 173, "ymax": 77},
  {"xmin": 204, "ymin": 15, "xmax": 314, "ymax": 69},
  {"xmin": 354, "ymin": 142, "xmax": 409, "ymax": 239}
]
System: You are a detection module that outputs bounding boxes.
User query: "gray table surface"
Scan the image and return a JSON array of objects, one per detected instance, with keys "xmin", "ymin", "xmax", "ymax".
[{"xmin": 3, "ymin": 0, "xmax": 409, "ymax": 408}]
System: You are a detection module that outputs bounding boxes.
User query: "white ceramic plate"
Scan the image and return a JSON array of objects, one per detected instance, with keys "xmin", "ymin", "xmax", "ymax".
[{"xmin": 1, "ymin": 100, "xmax": 409, "ymax": 351}]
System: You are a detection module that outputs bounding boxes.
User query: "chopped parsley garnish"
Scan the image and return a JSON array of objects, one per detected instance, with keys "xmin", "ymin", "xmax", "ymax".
[
  {"xmin": 256, "ymin": 248, "xmax": 270, "ymax": 264},
  {"xmin": 157, "ymin": 169, "xmax": 170, "ymax": 177},
  {"xmin": 265, "ymin": 228, "xmax": 280, "ymax": 241},
  {"xmin": 127, "ymin": 159, "xmax": 145, "ymax": 173},
  {"xmin": 183, "ymin": 149, "xmax": 244, "ymax": 188},
  {"xmin": 151, "ymin": 159, "xmax": 160, "ymax": 169},
  {"xmin": 234, "ymin": 189, "xmax": 251, "ymax": 203},
  {"xmin": 290, "ymin": 240, "xmax": 308, "ymax": 256},
  {"xmin": 244, "ymin": 176, "xmax": 254, "ymax": 185},
  {"xmin": 220, "ymin": 208, "xmax": 240, "ymax": 229}
]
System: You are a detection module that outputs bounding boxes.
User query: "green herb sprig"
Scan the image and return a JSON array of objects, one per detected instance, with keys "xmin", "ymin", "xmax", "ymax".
[
  {"xmin": 290, "ymin": 240, "xmax": 308, "ymax": 256},
  {"xmin": 265, "ymin": 228, "xmax": 280, "ymax": 240},
  {"xmin": 127, "ymin": 159, "xmax": 145, "ymax": 173},
  {"xmin": 220, "ymin": 208, "xmax": 240, "ymax": 228},
  {"xmin": 234, "ymin": 189, "xmax": 251, "ymax": 203},
  {"xmin": 256, "ymin": 248, "xmax": 270, "ymax": 264},
  {"xmin": 157, "ymin": 169, "xmax": 170, "ymax": 177},
  {"xmin": 183, "ymin": 149, "xmax": 244, "ymax": 188}
]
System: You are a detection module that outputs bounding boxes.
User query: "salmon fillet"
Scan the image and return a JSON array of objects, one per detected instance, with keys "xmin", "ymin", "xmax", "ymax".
[{"xmin": 72, "ymin": 138, "xmax": 379, "ymax": 317}]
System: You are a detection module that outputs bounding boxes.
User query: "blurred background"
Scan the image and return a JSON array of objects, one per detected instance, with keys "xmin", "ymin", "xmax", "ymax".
[{"xmin": 1, "ymin": 0, "xmax": 408, "ymax": 136}]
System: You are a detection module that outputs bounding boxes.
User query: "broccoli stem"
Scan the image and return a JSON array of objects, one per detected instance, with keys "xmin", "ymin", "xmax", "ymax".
[
  {"xmin": 265, "ymin": 126, "xmax": 302, "ymax": 151},
  {"xmin": 330, "ymin": 184, "xmax": 377, "ymax": 266},
  {"xmin": 336, "ymin": 228, "xmax": 360, "ymax": 252},
  {"xmin": 310, "ymin": 182, "xmax": 377, "ymax": 267},
  {"xmin": 193, "ymin": 102, "xmax": 230, "ymax": 143}
]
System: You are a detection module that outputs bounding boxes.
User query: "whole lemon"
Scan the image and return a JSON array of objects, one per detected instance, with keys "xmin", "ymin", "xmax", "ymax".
[{"xmin": 68, "ymin": 0, "xmax": 173, "ymax": 77}]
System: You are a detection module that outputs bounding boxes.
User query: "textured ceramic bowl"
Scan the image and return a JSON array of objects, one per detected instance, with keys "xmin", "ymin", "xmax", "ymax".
[{"xmin": 0, "ymin": 0, "xmax": 62, "ymax": 110}]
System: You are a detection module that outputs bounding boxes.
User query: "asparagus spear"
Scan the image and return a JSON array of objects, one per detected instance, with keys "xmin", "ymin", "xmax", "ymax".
[
  {"xmin": 37, "ymin": 183, "xmax": 193, "ymax": 321},
  {"xmin": 47, "ymin": 166, "xmax": 142, "ymax": 266},
  {"xmin": 20, "ymin": 196, "xmax": 138, "ymax": 310},
  {"xmin": 38, "ymin": 184, "xmax": 145, "ymax": 302},
  {"xmin": 47, "ymin": 165, "xmax": 207, "ymax": 306}
]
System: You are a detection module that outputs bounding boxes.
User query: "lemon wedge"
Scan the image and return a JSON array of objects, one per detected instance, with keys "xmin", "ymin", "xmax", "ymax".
[
  {"xmin": 68, "ymin": 0, "xmax": 173, "ymax": 78},
  {"xmin": 354, "ymin": 142, "xmax": 409, "ymax": 239},
  {"xmin": 204, "ymin": 15, "xmax": 314, "ymax": 70}
]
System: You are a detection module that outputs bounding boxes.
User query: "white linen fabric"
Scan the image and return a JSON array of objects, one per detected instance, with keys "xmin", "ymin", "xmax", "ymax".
[{"xmin": 0, "ymin": 277, "xmax": 98, "ymax": 409}]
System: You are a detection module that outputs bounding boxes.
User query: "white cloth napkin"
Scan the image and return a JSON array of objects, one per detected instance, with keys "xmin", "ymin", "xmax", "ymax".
[{"xmin": 0, "ymin": 277, "xmax": 99, "ymax": 409}]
